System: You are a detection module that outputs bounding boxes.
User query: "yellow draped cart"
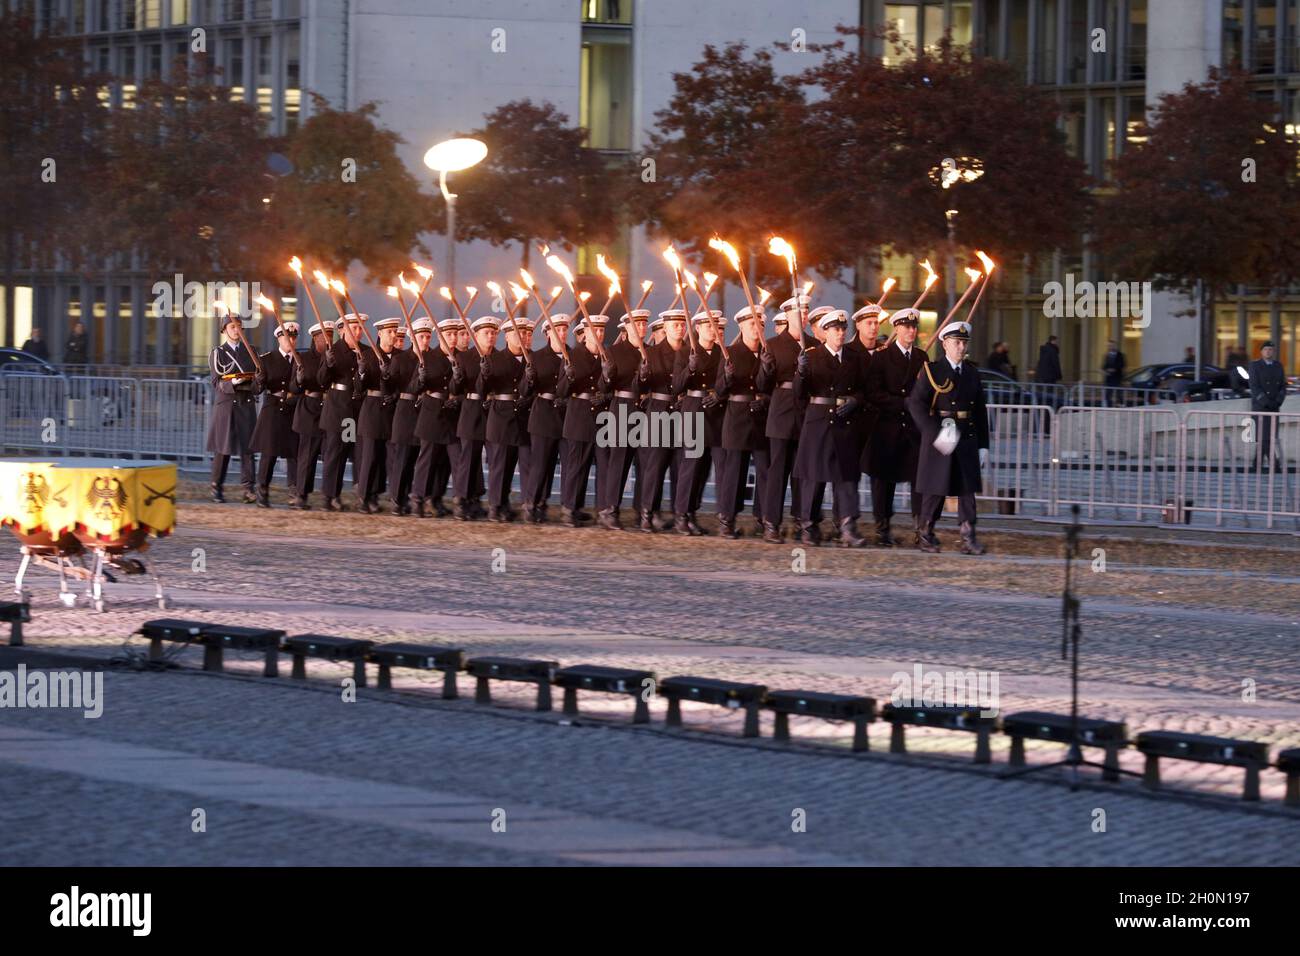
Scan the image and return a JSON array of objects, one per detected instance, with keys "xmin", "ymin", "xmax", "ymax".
[{"xmin": 0, "ymin": 458, "xmax": 175, "ymax": 612}]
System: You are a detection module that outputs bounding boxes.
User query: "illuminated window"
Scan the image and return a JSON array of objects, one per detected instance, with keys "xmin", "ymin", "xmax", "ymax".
[
  {"xmin": 1256, "ymin": 0, "xmax": 1278, "ymax": 73},
  {"xmin": 580, "ymin": 25, "xmax": 632, "ymax": 150},
  {"xmin": 117, "ymin": 287, "xmax": 133, "ymax": 364},
  {"xmin": 1123, "ymin": 95, "xmax": 1146, "ymax": 149},
  {"xmin": 138, "ymin": 0, "xmax": 162, "ymax": 29},
  {"xmin": 923, "ymin": 1, "xmax": 944, "ymax": 55},
  {"xmin": 256, "ymin": 34, "xmax": 272, "ymax": 115},
  {"xmin": 883, "ymin": 4, "xmax": 918, "ymax": 64},
  {"xmin": 951, "ymin": 1, "xmax": 973, "ymax": 47},
  {"xmin": 582, "ymin": 0, "xmax": 632, "ymax": 24},
  {"xmin": 285, "ymin": 28, "xmax": 301, "ymax": 132},
  {"xmin": 170, "ymin": 0, "xmax": 189, "ymax": 25}
]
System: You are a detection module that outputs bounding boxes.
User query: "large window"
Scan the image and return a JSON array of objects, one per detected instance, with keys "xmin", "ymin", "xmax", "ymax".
[
  {"xmin": 582, "ymin": 0, "xmax": 632, "ymax": 24},
  {"xmin": 1066, "ymin": 0, "xmax": 1088, "ymax": 83},
  {"xmin": 580, "ymin": 26, "xmax": 632, "ymax": 150},
  {"xmin": 1224, "ymin": 1, "xmax": 1246, "ymax": 67},
  {"xmin": 1037, "ymin": 0, "xmax": 1058, "ymax": 84},
  {"xmin": 884, "ymin": 3, "xmax": 919, "ymax": 64},
  {"xmin": 1127, "ymin": 0, "xmax": 1147, "ymax": 80},
  {"xmin": 1257, "ymin": 0, "xmax": 1279, "ymax": 73},
  {"xmin": 1008, "ymin": 0, "xmax": 1029, "ymax": 74}
]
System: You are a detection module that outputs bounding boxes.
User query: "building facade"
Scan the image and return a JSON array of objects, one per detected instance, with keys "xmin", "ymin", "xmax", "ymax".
[{"xmin": 6, "ymin": 0, "xmax": 1297, "ymax": 379}]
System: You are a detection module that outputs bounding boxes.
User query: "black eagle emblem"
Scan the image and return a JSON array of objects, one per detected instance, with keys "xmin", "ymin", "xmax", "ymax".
[{"xmin": 85, "ymin": 475, "xmax": 129, "ymax": 521}]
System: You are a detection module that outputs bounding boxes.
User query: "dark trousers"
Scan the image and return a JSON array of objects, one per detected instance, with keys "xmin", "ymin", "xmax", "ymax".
[
  {"xmin": 921, "ymin": 492, "xmax": 976, "ymax": 528},
  {"xmin": 870, "ymin": 477, "xmax": 923, "ymax": 523},
  {"xmin": 525, "ymin": 435, "xmax": 562, "ymax": 508},
  {"xmin": 411, "ymin": 440, "xmax": 451, "ymax": 501},
  {"xmin": 485, "ymin": 441, "xmax": 521, "ymax": 510},
  {"xmin": 452, "ymin": 439, "xmax": 485, "ymax": 500},
  {"xmin": 386, "ymin": 441, "xmax": 415, "ymax": 503},
  {"xmin": 354, "ymin": 437, "xmax": 387, "ymax": 503},
  {"xmin": 561, "ymin": 439, "xmax": 595, "ymax": 511},
  {"xmin": 716, "ymin": 448, "xmax": 770, "ymax": 519},
  {"xmin": 321, "ymin": 430, "xmax": 353, "ymax": 500},
  {"xmin": 637, "ymin": 445, "xmax": 677, "ymax": 514},
  {"xmin": 294, "ymin": 431, "xmax": 323, "ymax": 498},
  {"xmin": 596, "ymin": 444, "xmax": 636, "ymax": 510},
  {"xmin": 675, "ymin": 445, "xmax": 715, "ymax": 516},
  {"xmin": 798, "ymin": 479, "xmax": 859, "ymax": 522},
  {"xmin": 763, "ymin": 437, "xmax": 803, "ymax": 526},
  {"xmin": 1254, "ymin": 414, "xmax": 1280, "ymax": 467},
  {"xmin": 211, "ymin": 451, "xmax": 256, "ymax": 492},
  {"xmin": 255, "ymin": 449, "xmax": 297, "ymax": 494}
]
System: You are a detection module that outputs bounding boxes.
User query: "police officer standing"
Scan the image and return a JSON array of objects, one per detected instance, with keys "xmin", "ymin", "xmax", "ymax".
[
  {"xmin": 206, "ymin": 310, "xmax": 259, "ymax": 504},
  {"xmin": 250, "ymin": 321, "xmax": 301, "ymax": 508},
  {"xmin": 863, "ymin": 307, "xmax": 927, "ymax": 546},
  {"xmin": 1249, "ymin": 341, "xmax": 1287, "ymax": 469},
  {"xmin": 907, "ymin": 321, "xmax": 990, "ymax": 555}
]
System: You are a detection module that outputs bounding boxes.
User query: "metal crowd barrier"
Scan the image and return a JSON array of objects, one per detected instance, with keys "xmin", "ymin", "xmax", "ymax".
[
  {"xmin": 1177, "ymin": 410, "xmax": 1300, "ymax": 529},
  {"xmin": 0, "ymin": 374, "xmax": 210, "ymax": 465}
]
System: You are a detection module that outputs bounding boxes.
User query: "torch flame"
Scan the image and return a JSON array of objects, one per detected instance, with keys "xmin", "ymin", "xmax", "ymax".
[
  {"xmin": 710, "ymin": 237, "xmax": 742, "ymax": 272},
  {"xmin": 880, "ymin": 277, "xmax": 897, "ymax": 298},
  {"xmin": 412, "ymin": 262, "xmax": 433, "ymax": 281},
  {"xmin": 682, "ymin": 269, "xmax": 699, "ymax": 291},
  {"xmin": 520, "ymin": 269, "xmax": 536, "ymax": 289},
  {"xmin": 485, "ymin": 281, "xmax": 503, "ymax": 297},
  {"xmin": 757, "ymin": 287, "xmax": 772, "ymax": 306},
  {"xmin": 330, "ymin": 279, "xmax": 347, "ymax": 295},
  {"xmin": 439, "ymin": 286, "xmax": 452, "ymax": 300},
  {"xmin": 509, "ymin": 281, "xmax": 529, "ymax": 302},
  {"xmin": 641, "ymin": 280, "xmax": 653, "ymax": 292},
  {"xmin": 386, "ymin": 286, "xmax": 399, "ymax": 298},
  {"xmin": 400, "ymin": 275, "xmax": 419, "ymax": 293},
  {"xmin": 596, "ymin": 254, "xmax": 621, "ymax": 296},
  {"xmin": 919, "ymin": 260, "xmax": 938, "ymax": 291},
  {"xmin": 549, "ymin": 286, "xmax": 562, "ymax": 299},
  {"xmin": 976, "ymin": 250, "xmax": 996, "ymax": 275},
  {"xmin": 255, "ymin": 293, "xmax": 276, "ymax": 312},
  {"xmin": 288, "ymin": 256, "xmax": 303, "ymax": 277},
  {"xmin": 662, "ymin": 245, "xmax": 682, "ymax": 271},
  {"xmin": 802, "ymin": 280, "xmax": 814, "ymax": 295},
  {"xmin": 545, "ymin": 254, "xmax": 575, "ymax": 286},
  {"xmin": 703, "ymin": 271, "xmax": 718, "ymax": 291},
  {"xmin": 767, "ymin": 237, "xmax": 795, "ymax": 275},
  {"xmin": 578, "ymin": 291, "xmax": 592, "ymax": 302},
  {"xmin": 465, "ymin": 285, "xmax": 477, "ymax": 297},
  {"xmin": 312, "ymin": 270, "xmax": 330, "ymax": 288},
  {"xmin": 964, "ymin": 267, "xmax": 982, "ymax": 284}
]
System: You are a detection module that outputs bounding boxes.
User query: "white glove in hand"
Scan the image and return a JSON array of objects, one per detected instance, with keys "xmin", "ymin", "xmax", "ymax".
[
  {"xmin": 933, "ymin": 417, "xmax": 959, "ymax": 456},
  {"xmin": 979, "ymin": 448, "xmax": 989, "ymax": 468}
]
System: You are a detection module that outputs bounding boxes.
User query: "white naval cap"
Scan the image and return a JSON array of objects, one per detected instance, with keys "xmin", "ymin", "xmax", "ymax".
[
  {"xmin": 411, "ymin": 316, "xmax": 434, "ymax": 333},
  {"xmin": 817, "ymin": 309, "xmax": 849, "ymax": 329},
  {"xmin": 692, "ymin": 309, "xmax": 723, "ymax": 325},
  {"xmin": 373, "ymin": 316, "xmax": 401, "ymax": 331},
  {"xmin": 733, "ymin": 305, "xmax": 762, "ymax": 323},
  {"xmin": 306, "ymin": 320, "xmax": 335, "ymax": 336},
  {"xmin": 807, "ymin": 305, "xmax": 836, "ymax": 324},
  {"xmin": 779, "ymin": 293, "xmax": 811, "ymax": 313},
  {"xmin": 851, "ymin": 304, "xmax": 883, "ymax": 323},
  {"xmin": 937, "ymin": 320, "xmax": 971, "ymax": 341},
  {"xmin": 658, "ymin": 309, "xmax": 688, "ymax": 322},
  {"xmin": 437, "ymin": 317, "xmax": 464, "ymax": 332},
  {"xmin": 619, "ymin": 309, "xmax": 651, "ymax": 327},
  {"xmin": 470, "ymin": 315, "xmax": 501, "ymax": 332},
  {"xmin": 888, "ymin": 307, "xmax": 920, "ymax": 327},
  {"xmin": 340, "ymin": 312, "xmax": 367, "ymax": 325},
  {"xmin": 274, "ymin": 321, "xmax": 300, "ymax": 338}
]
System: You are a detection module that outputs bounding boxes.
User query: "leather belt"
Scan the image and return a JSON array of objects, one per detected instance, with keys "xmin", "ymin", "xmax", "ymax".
[
  {"xmin": 778, "ymin": 382, "xmax": 795, "ymax": 390},
  {"xmin": 489, "ymin": 393, "xmax": 518, "ymax": 401},
  {"xmin": 572, "ymin": 391, "xmax": 594, "ymax": 400},
  {"xmin": 303, "ymin": 391, "xmax": 322, "ymax": 398},
  {"xmin": 953, "ymin": 410, "xmax": 970, "ymax": 419},
  {"xmin": 424, "ymin": 390, "xmax": 446, "ymax": 399},
  {"xmin": 365, "ymin": 389, "xmax": 382, "ymax": 398},
  {"xmin": 685, "ymin": 389, "xmax": 707, "ymax": 398},
  {"xmin": 648, "ymin": 391, "xmax": 672, "ymax": 402},
  {"xmin": 538, "ymin": 392, "xmax": 556, "ymax": 400},
  {"xmin": 728, "ymin": 393, "xmax": 756, "ymax": 402},
  {"xmin": 464, "ymin": 392, "xmax": 483, "ymax": 401},
  {"xmin": 399, "ymin": 392, "xmax": 416, "ymax": 401},
  {"xmin": 330, "ymin": 383, "xmax": 350, "ymax": 391},
  {"xmin": 808, "ymin": 396, "xmax": 851, "ymax": 406},
  {"xmin": 614, "ymin": 389, "xmax": 638, "ymax": 399}
]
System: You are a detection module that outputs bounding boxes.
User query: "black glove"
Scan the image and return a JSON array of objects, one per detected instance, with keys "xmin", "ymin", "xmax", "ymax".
[
  {"xmin": 797, "ymin": 349, "xmax": 810, "ymax": 373},
  {"xmin": 450, "ymin": 363, "xmax": 465, "ymax": 389},
  {"xmin": 524, "ymin": 363, "xmax": 537, "ymax": 388},
  {"xmin": 688, "ymin": 352, "xmax": 700, "ymax": 373},
  {"xmin": 830, "ymin": 397, "xmax": 860, "ymax": 422},
  {"xmin": 722, "ymin": 359, "xmax": 736, "ymax": 387},
  {"xmin": 759, "ymin": 350, "xmax": 776, "ymax": 373},
  {"xmin": 701, "ymin": 391, "xmax": 720, "ymax": 410},
  {"xmin": 601, "ymin": 360, "xmax": 615, "ymax": 380},
  {"xmin": 323, "ymin": 346, "xmax": 335, "ymax": 368},
  {"xmin": 254, "ymin": 368, "xmax": 267, "ymax": 389},
  {"xmin": 443, "ymin": 397, "xmax": 461, "ymax": 414}
]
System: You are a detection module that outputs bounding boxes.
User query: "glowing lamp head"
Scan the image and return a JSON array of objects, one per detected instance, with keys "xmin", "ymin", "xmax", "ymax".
[{"xmin": 422, "ymin": 137, "xmax": 488, "ymax": 173}]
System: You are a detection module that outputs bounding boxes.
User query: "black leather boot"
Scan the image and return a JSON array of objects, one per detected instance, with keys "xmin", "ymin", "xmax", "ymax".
[
  {"xmin": 255, "ymin": 488, "xmax": 271, "ymax": 509},
  {"xmin": 717, "ymin": 514, "xmax": 739, "ymax": 539},
  {"xmin": 241, "ymin": 488, "xmax": 257, "ymax": 504},
  {"xmin": 210, "ymin": 483, "xmax": 225, "ymax": 503},
  {"xmin": 686, "ymin": 513, "xmax": 705, "ymax": 535},
  {"xmin": 597, "ymin": 507, "xmax": 622, "ymax": 531},
  {"xmin": 409, "ymin": 495, "xmax": 428, "ymax": 518},
  {"xmin": 874, "ymin": 518, "xmax": 894, "ymax": 547},
  {"xmin": 638, "ymin": 510, "xmax": 655, "ymax": 532},
  {"xmin": 322, "ymin": 496, "xmax": 339, "ymax": 512},
  {"xmin": 652, "ymin": 512, "xmax": 675, "ymax": 532},
  {"xmin": 452, "ymin": 497, "xmax": 468, "ymax": 521},
  {"xmin": 838, "ymin": 517, "xmax": 867, "ymax": 548},
  {"xmin": 959, "ymin": 521, "xmax": 986, "ymax": 555},
  {"xmin": 432, "ymin": 498, "xmax": 451, "ymax": 518},
  {"xmin": 916, "ymin": 515, "xmax": 941, "ymax": 553},
  {"xmin": 561, "ymin": 507, "xmax": 580, "ymax": 528},
  {"xmin": 762, "ymin": 520, "xmax": 782, "ymax": 544}
]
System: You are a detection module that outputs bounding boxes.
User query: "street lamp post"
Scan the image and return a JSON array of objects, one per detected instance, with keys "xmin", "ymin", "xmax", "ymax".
[{"xmin": 423, "ymin": 137, "xmax": 488, "ymax": 319}]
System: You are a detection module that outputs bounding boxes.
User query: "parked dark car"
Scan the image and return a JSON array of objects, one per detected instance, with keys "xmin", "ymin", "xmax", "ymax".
[
  {"xmin": 0, "ymin": 347, "xmax": 64, "ymax": 378},
  {"xmin": 980, "ymin": 368, "xmax": 1057, "ymax": 407},
  {"xmin": 1123, "ymin": 363, "xmax": 1236, "ymax": 402}
]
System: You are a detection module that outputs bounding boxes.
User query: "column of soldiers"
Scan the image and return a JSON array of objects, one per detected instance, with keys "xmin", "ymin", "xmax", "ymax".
[{"xmin": 208, "ymin": 298, "xmax": 990, "ymax": 554}]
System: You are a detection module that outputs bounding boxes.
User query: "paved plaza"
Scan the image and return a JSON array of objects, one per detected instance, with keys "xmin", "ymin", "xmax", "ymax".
[{"xmin": 2, "ymin": 499, "xmax": 1299, "ymax": 866}]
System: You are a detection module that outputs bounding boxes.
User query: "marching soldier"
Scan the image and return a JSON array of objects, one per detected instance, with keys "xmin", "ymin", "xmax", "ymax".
[
  {"xmin": 673, "ymin": 309, "xmax": 723, "ymax": 536},
  {"xmin": 409, "ymin": 317, "xmax": 462, "ymax": 518},
  {"xmin": 636, "ymin": 309, "xmax": 687, "ymax": 532},
  {"xmin": 385, "ymin": 324, "xmax": 421, "ymax": 514},
  {"xmin": 290, "ymin": 320, "xmax": 333, "ymax": 509},
  {"xmin": 595, "ymin": 311, "xmax": 645, "ymax": 531},
  {"xmin": 758, "ymin": 298, "xmax": 808, "ymax": 543},
  {"xmin": 907, "ymin": 321, "xmax": 990, "ymax": 555},
  {"xmin": 521, "ymin": 313, "xmax": 570, "ymax": 523},
  {"xmin": 556, "ymin": 314, "xmax": 606, "ymax": 526},
  {"xmin": 450, "ymin": 316, "xmax": 495, "ymax": 519},
  {"xmin": 478, "ymin": 316, "xmax": 532, "ymax": 521},
  {"xmin": 863, "ymin": 307, "xmax": 928, "ymax": 546},
  {"xmin": 206, "ymin": 310, "xmax": 259, "ymax": 503},
  {"xmin": 714, "ymin": 305, "xmax": 769, "ymax": 538},
  {"xmin": 250, "ymin": 320, "xmax": 302, "ymax": 508},
  {"xmin": 792, "ymin": 310, "xmax": 868, "ymax": 547},
  {"xmin": 352, "ymin": 317, "xmax": 401, "ymax": 513},
  {"xmin": 318, "ymin": 313, "xmax": 365, "ymax": 511},
  {"xmin": 845, "ymin": 303, "xmax": 882, "ymax": 462}
]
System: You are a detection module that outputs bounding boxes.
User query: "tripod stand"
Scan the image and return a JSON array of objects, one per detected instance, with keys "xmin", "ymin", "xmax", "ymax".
[{"xmin": 1001, "ymin": 504, "xmax": 1142, "ymax": 790}]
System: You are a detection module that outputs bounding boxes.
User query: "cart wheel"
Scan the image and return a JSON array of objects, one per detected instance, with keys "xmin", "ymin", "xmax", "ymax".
[{"xmin": 59, "ymin": 592, "xmax": 77, "ymax": 608}]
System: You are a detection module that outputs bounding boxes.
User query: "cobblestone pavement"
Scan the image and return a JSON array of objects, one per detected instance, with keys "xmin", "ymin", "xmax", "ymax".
[{"xmin": 1, "ymin": 501, "xmax": 1298, "ymax": 865}]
